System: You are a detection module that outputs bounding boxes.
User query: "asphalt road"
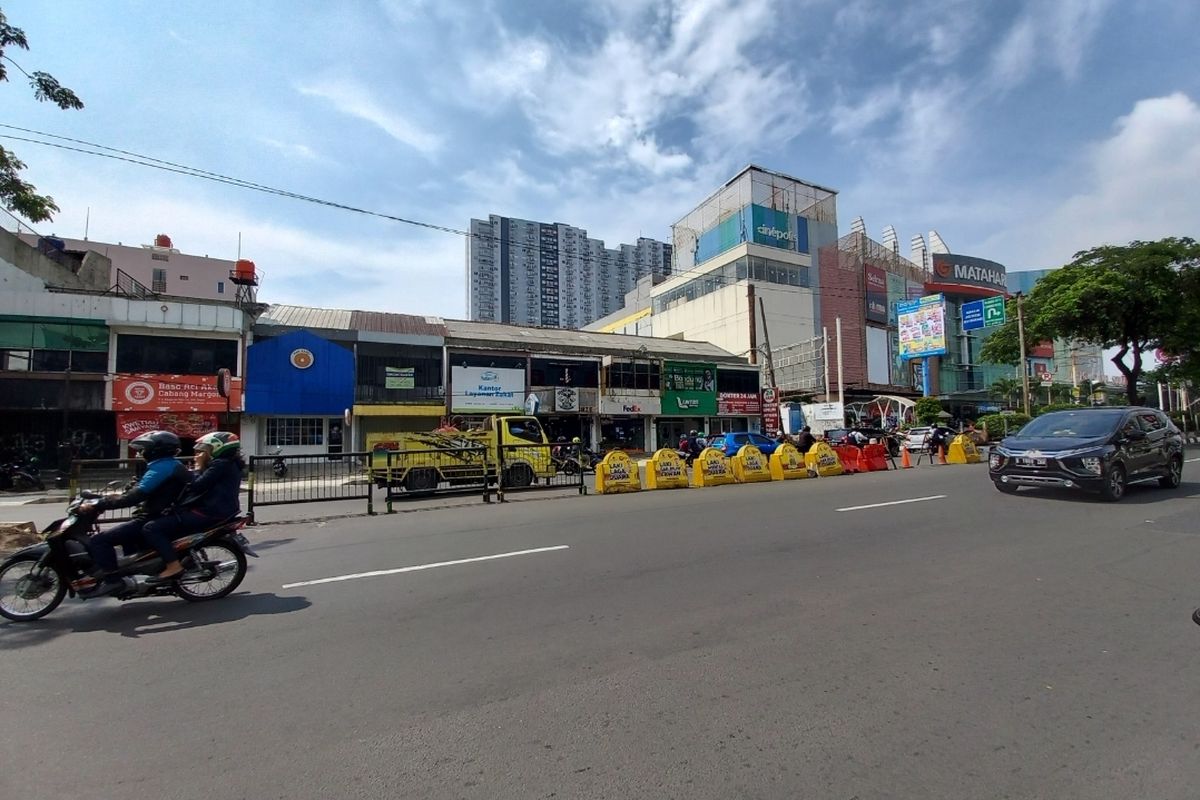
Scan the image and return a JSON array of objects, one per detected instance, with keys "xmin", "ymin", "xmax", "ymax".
[{"xmin": 3, "ymin": 460, "xmax": 1200, "ymax": 799}]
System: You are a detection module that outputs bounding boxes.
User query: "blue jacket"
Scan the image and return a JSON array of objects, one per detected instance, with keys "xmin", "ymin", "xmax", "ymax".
[
  {"xmin": 99, "ymin": 457, "xmax": 191, "ymax": 519},
  {"xmin": 177, "ymin": 456, "xmax": 243, "ymax": 520}
]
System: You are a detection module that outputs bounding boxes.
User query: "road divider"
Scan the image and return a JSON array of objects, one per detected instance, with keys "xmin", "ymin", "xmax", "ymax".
[
  {"xmin": 769, "ymin": 443, "xmax": 814, "ymax": 480},
  {"xmin": 693, "ymin": 447, "xmax": 735, "ymax": 487},
  {"xmin": 732, "ymin": 444, "xmax": 773, "ymax": 483},
  {"xmin": 596, "ymin": 451, "xmax": 641, "ymax": 494},
  {"xmin": 947, "ymin": 435, "xmax": 983, "ymax": 464},
  {"xmin": 644, "ymin": 448, "xmax": 690, "ymax": 490},
  {"xmin": 806, "ymin": 441, "xmax": 845, "ymax": 477}
]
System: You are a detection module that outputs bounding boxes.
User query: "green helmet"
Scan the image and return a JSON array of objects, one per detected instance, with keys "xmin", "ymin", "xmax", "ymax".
[{"xmin": 196, "ymin": 431, "xmax": 240, "ymax": 459}]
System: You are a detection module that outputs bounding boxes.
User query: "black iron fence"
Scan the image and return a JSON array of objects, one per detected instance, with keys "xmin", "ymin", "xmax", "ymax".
[
  {"xmin": 246, "ymin": 452, "xmax": 374, "ymax": 522},
  {"xmin": 376, "ymin": 445, "xmax": 491, "ymax": 510},
  {"xmin": 495, "ymin": 441, "xmax": 588, "ymax": 500},
  {"xmin": 68, "ymin": 457, "xmax": 195, "ymax": 523}
]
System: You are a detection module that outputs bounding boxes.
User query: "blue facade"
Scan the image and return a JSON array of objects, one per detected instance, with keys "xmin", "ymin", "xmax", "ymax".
[
  {"xmin": 691, "ymin": 204, "xmax": 812, "ymax": 267},
  {"xmin": 245, "ymin": 329, "xmax": 354, "ymax": 415}
]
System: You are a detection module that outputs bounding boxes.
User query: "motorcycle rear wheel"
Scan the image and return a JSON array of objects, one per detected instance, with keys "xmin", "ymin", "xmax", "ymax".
[
  {"xmin": 176, "ymin": 542, "xmax": 247, "ymax": 602},
  {"xmin": 0, "ymin": 555, "xmax": 67, "ymax": 622}
]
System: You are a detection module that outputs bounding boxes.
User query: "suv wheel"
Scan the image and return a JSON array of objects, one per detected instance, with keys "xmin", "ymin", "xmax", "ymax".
[
  {"xmin": 1158, "ymin": 456, "xmax": 1183, "ymax": 489},
  {"xmin": 1100, "ymin": 463, "xmax": 1126, "ymax": 502}
]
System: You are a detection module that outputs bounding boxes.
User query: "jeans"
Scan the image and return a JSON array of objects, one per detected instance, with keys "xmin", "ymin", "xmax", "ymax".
[
  {"xmin": 141, "ymin": 511, "xmax": 223, "ymax": 565},
  {"xmin": 87, "ymin": 518, "xmax": 148, "ymax": 574}
]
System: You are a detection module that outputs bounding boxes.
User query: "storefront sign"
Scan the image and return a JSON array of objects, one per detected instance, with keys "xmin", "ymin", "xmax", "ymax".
[
  {"xmin": 930, "ymin": 253, "xmax": 1008, "ymax": 291},
  {"xmin": 555, "ymin": 387, "xmax": 580, "ymax": 413},
  {"xmin": 896, "ymin": 294, "xmax": 947, "ymax": 359},
  {"xmin": 865, "ymin": 265, "xmax": 889, "ymax": 324},
  {"xmin": 598, "ymin": 394, "xmax": 661, "ymax": 416},
  {"xmin": 290, "ymin": 348, "xmax": 315, "ymax": 369},
  {"xmin": 113, "ymin": 373, "xmax": 243, "ymax": 412},
  {"xmin": 662, "ymin": 361, "xmax": 718, "ymax": 417},
  {"xmin": 385, "ymin": 366, "xmax": 415, "ymax": 389},
  {"xmin": 718, "ymin": 392, "xmax": 762, "ymax": 415},
  {"xmin": 450, "ymin": 366, "xmax": 525, "ymax": 413},
  {"xmin": 116, "ymin": 412, "xmax": 219, "ymax": 440}
]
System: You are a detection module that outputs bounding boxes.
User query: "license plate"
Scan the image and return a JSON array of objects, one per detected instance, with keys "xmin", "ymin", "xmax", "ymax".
[{"xmin": 1016, "ymin": 456, "xmax": 1046, "ymax": 467}]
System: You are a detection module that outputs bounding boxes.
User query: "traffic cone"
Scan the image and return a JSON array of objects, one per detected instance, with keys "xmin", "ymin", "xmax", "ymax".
[
  {"xmin": 901, "ymin": 447, "xmax": 913, "ymax": 469},
  {"xmin": 938, "ymin": 445, "xmax": 948, "ymax": 465}
]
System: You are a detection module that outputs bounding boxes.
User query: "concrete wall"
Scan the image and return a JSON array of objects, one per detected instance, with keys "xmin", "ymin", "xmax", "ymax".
[
  {"xmin": 651, "ymin": 281, "xmax": 815, "ymax": 360},
  {"xmin": 1, "ymin": 227, "xmax": 110, "ymax": 291}
]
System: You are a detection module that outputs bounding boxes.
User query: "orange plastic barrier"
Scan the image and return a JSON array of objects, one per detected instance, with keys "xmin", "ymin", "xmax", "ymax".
[
  {"xmin": 833, "ymin": 444, "xmax": 861, "ymax": 474},
  {"xmin": 858, "ymin": 443, "xmax": 890, "ymax": 472}
]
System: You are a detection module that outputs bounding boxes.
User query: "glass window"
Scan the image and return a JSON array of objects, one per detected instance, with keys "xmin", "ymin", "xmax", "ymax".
[
  {"xmin": 265, "ymin": 417, "xmax": 325, "ymax": 446},
  {"xmin": 31, "ymin": 350, "xmax": 70, "ymax": 371},
  {"xmin": 506, "ymin": 417, "xmax": 545, "ymax": 443},
  {"xmin": 152, "ymin": 268, "xmax": 167, "ymax": 293},
  {"xmin": 217, "ymin": 281, "xmax": 225, "ymax": 294},
  {"xmin": 1, "ymin": 349, "xmax": 31, "ymax": 371},
  {"xmin": 70, "ymin": 350, "xmax": 108, "ymax": 373},
  {"xmin": 0, "ymin": 321, "xmax": 34, "ymax": 349},
  {"xmin": 116, "ymin": 334, "xmax": 239, "ymax": 375},
  {"xmin": 1136, "ymin": 412, "xmax": 1164, "ymax": 431}
]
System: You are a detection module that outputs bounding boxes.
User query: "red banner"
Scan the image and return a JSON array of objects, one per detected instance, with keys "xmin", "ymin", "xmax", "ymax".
[
  {"xmin": 112, "ymin": 373, "xmax": 243, "ymax": 412},
  {"xmin": 116, "ymin": 412, "xmax": 219, "ymax": 440},
  {"xmin": 718, "ymin": 392, "xmax": 762, "ymax": 415}
]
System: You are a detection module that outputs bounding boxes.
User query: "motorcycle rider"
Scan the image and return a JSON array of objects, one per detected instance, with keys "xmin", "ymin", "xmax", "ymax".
[
  {"xmin": 81, "ymin": 430, "xmax": 191, "ymax": 596},
  {"xmin": 139, "ymin": 431, "xmax": 244, "ymax": 584}
]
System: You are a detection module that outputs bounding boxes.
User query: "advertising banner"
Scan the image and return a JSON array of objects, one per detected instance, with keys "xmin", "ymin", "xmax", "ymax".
[
  {"xmin": 113, "ymin": 373, "xmax": 243, "ymax": 412},
  {"xmin": 116, "ymin": 412, "xmax": 219, "ymax": 440},
  {"xmin": 554, "ymin": 387, "xmax": 580, "ymax": 413},
  {"xmin": 717, "ymin": 392, "xmax": 762, "ymax": 415},
  {"xmin": 896, "ymin": 294, "xmax": 947, "ymax": 359},
  {"xmin": 598, "ymin": 394, "xmax": 661, "ymax": 416},
  {"xmin": 450, "ymin": 366, "xmax": 525, "ymax": 413},
  {"xmin": 886, "ymin": 272, "xmax": 906, "ymax": 326},
  {"xmin": 384, "ymin": 366, "xmax": 415, "ymax": 389},
  {"xmin": 931, "ymin": 253, "xmax": 1008, "ymax": 292},
  {"xmin": 865, "ymin": 265, "xmax": 889, "ymax": 324},
  {"xmin": 749, "ymin": 204, "xmax": 796, "ymax": 250},
  {"xmin": 662, "ymin": 361, "xmax": 718, "ymax": 416}
]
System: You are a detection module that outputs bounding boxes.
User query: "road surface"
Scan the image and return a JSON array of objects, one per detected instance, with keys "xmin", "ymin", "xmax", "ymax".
[{"xmin": 3, "ymin": 460, "xmax": 1200, "ymax": 799}]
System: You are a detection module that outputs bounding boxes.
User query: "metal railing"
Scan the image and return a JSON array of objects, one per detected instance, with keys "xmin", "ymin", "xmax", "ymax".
[
  {"xmin": 68, "ymin": 457, "xmax": 195, "ymax": 523},
  {"xmin": 376, "ymin": 445, "xmax": 492, "ymax": 510},
  {"xmin": 246, "ymin": 452, "xmax": 374, "ymax": 522},
  {"xmin": 495, "ymin": 442, "xmax": 589, "ymax": 500}
]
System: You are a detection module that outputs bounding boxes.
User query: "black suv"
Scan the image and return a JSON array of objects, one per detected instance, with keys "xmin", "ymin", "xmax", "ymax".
[{"xmin": 989, "ymin": 407, "xmax": 1184, "ymax": 501}]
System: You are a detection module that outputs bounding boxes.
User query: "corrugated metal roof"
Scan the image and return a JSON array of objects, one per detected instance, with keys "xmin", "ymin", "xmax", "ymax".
[
  {"xmin": 443, "ymin": 320, "xmax": 744, "ymax": 363},
  {"xmin": 349, "ymin": 310, "xmax": 445, "ymax": 336},
  {"xmin": 257, "ymin": 304, "xmax": 354, "ymax": 330}
]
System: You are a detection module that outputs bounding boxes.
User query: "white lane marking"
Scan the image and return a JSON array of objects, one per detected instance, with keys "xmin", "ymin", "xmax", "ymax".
[
  {"xmin": 836, "ymin": 495, "xmax": 947, "ymax": 512},
  {"xmin": 1185, "ymin": 457, "xmax": 1200, "ymax": 463},
  {"xmin": 281, "ymin": 545, "xmax": 570, "ymax": 589}
]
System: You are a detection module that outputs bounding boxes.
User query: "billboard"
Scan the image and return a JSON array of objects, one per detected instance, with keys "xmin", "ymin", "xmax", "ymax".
[
  {"xmin": 113, "ymin": 373, "xmax": 243, "ymax": 412},
  {"xmin": 886, "ymin": 272, "xmax": 906, "ymax": 326},
  {"xmin": 897, "ymin": 294, "xmax": 947, "ymax": 359},
  {"xmin": 864, "ymin": 265, "xmax": 888, "ymax": 324},
  {"xmin": 930, "ymin": 253, "xmax": 1008, "ymax": 292},
  {"xmin": 450, "ymin": 366, "xmax": 525, "ymax": 413},
  {"xmin": 661, "ymin": 361, "xmax": 718, "ymax": 416}
]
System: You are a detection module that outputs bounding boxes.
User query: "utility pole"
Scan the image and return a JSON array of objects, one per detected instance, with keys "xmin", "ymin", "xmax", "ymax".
[
  {"xmin": 757, "ymin": 296, "xmax": 777, "ymax": 389},
  {"xmin": 1016, "ymin": 293, "xmax": 1030, "ymax": 416},
  {"xmin": 835, "ymin": 316, "xmax": 844, "ymax": 410},
  {"xmin": 747, "ymin": 283, "xmax": 758, "ymax": 365},
  {"xmin": 823, "ymin": 326, "xmax": 830, "ymax": 400}
]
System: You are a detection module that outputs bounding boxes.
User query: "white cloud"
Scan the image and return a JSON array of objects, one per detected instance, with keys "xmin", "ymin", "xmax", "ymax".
[
  {"xmin": 989, "ymin": 17, "xmax": 1037, "ymax": 88},
  {"xmin": 988, "ymin": 0, "xmax": 1113, "ymax": 90},
  {"xmin": 297, "ymin": 78, "xmax": 442, "ymax": 156},
  {"xmin": 627, "ymin": 136, "xmax": 693, "ymax": 175},
  {"xmin": 258, "ymin": 137, "xmax": 320, "ymax": 161}
]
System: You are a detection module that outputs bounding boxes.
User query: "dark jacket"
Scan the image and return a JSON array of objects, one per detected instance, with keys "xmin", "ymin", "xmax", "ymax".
[
  {"xmin": 177, "ymin": 456, "xmax": 243, "ymax": 520},
  {"xmin": 796, "ymin": 432, "xmax": 816, "ymax": 453},
  {"xmin": 98, "ymin": 457, "xmax": 191, "ymax": 520}
]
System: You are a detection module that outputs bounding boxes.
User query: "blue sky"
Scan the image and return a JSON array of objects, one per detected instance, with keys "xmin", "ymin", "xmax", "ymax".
[{"xmin": 3, "ymin": 0, "xmax": 1198, "ymax": 318}]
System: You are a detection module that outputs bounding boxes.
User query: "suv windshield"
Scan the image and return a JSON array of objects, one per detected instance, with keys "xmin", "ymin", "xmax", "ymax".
[{"xmin": 1017, "ymin": 410, "xmax": 1123, "ymax": 439}]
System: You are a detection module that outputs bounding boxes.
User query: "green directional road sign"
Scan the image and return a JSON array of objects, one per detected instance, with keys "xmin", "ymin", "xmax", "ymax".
[{"xmin": 983, "ymin": 295, "xmax": 1006, "ymax": 327}]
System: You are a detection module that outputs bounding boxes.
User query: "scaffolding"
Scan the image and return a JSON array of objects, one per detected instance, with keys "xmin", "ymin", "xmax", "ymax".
[{"xmin": 768, "ymin": 335, "xmax": 827, "ymax": 397}]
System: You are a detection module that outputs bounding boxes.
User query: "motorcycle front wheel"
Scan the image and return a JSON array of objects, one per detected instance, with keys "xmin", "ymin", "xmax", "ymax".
[
  {"xmin": 176, "ymin": 541, "xmax": 247, "ymax": 602},
  {"xmin": 0, "ymin": 555, "xmax": 67, "ymax": 622}
]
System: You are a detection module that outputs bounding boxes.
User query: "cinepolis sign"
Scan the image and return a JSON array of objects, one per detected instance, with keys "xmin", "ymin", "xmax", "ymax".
[
  {"xmin": 756, "ymin": 225, "xmax": 795, "ymax": 243},
  {"xmin": 931, "ymin": 253, "xmax": 1008, "ymax": 291}
]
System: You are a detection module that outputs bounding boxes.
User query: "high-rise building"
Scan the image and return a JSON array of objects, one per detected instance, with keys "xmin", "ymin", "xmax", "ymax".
[{"xmin": 467, "ymin": 215, "xmax": 672, "ymax": 329}]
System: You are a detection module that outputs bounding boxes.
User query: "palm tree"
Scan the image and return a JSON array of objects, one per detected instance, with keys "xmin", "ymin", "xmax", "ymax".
[{"xmin": 990, "ymin": 378, "xmax": 1021, "ymax": 409}]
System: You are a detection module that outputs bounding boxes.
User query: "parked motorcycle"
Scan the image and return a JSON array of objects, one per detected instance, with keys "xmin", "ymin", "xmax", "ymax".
[
  {"xmin": 271, "ymin": 447, "xmax": 288, "ymax": 478},
  {"xmin": 0, "ymin": 488, "xmax": 257, "ymax": 622},
  {"xmin": 555, "ymin": 446, "xmax": 599, "ymax": 475},
  {"xmin": 0, "ymin": 459, "xmax": 44, "ymax": 492}
]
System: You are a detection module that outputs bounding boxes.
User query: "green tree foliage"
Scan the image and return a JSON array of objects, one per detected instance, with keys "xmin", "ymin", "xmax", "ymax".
[
  {"xmin": 978, "ymin": 412, "xmax": 1031, "ymax": 439},
  {"xmin": 914, "ymin": 397, "xmax": 943, "ymax": 425},
  {"xmin": 0, "ymin": 7, "xmax": 84, "ymax": 223},
  {"xmin": 989, "ymin": 377, "xmax": 1022, "ymax": 408},
  {"xmin": 980, "ymin": 239, "xmax": 1200, "ymax": 405}
]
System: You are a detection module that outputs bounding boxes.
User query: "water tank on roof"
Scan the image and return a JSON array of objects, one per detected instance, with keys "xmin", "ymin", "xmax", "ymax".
[
  {"xmin": 154, "ymin": 233, "xmax": 173, "ymax": 248},
  {"xmin": 234, "ymin": 259, "xmax": 257, "ymax": 283}
]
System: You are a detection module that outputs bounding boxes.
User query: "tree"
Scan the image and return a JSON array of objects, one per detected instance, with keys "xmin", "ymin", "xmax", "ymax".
[
  {"xmin": 980, "ymin": 239, "xmax": 1200, "ymax": 405},
  {"xmin": 989, "ymin": 377, "xmax": 1022, "ymax": 409},
  {"xmin": 914, "ymin": 397, "xmax": 943, "ymax": 425},
  {"xmin": 0, "ymin": 7, "xmax": 83, "ymax": 223}
]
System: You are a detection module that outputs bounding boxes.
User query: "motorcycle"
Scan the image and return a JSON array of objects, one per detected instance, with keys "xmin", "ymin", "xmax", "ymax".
[
  {"xmin": 555, "ymin": 445, "xmax": 598, "ymax": 475},
  {"xmin": 0, "ymin": 459, "xmax": 44, "ymax": 492},
  {"xmin": 271, "ymin": 447, "xmax": 288, "ymax": 478},
  {"xmin": 0, "ymin": 488, "xmax": 258, "ymax": 622}
]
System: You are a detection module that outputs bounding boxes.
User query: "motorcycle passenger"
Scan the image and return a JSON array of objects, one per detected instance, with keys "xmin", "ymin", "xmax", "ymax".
[
  {"xmin": 142, "ymin": 431, "xmax": 245, "ymax": 583},
  {"xmin": 82, "ymin": 430, "xmax": 191, "ymax": 596},
  {"xmin": 795, "ymin": 425, "xmax": 816, "ymax": 454}
]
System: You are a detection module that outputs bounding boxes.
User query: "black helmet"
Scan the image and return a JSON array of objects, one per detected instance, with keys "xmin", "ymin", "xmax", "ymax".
[{"xmin": 129, "ymin": 430, "xmax": 181, "ymax": 461}]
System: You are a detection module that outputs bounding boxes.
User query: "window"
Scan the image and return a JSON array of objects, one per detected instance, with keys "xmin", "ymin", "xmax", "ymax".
[
  {"xmin": 179, "ymin": 275, "xmax": 189, "ymax": 281},
  {"xmin": 1, "ymin": 349, "xmax": 31, "ymax": 371},
  {"xmin": 506, "ymin": 417, "xmax": 545, "ymax": 444},
  {"xmin": 70, "ymin": 350, "xmax": 108, "ymax": 373},
  {"xmin": 152, "ymin": 268, "xmax": 167, "ymax": 293},
  {"xmin": 266, "ymin": 417, "xmax": 325, "ymax": 446},
  {"xmin": 31, "ymin": 350, "xmax": 70, "ymax": 372},
  {"xmin": 717, "ymin": 369, "xmax": 759, "ymax": 393},
  {"xmin": 217, "ymin": 281, "xmax": 225, "ymax": 294},
  {"xmin": 116, "ymin": 334, "xmax": 238, "ymax": 374},
  {"xmin": 604, "ymin": 361, "xmax": 660, "ymax": 390},
  {"xmin": 1136, "ymin": 412, "xmax": 1165, "ymax": 432}
]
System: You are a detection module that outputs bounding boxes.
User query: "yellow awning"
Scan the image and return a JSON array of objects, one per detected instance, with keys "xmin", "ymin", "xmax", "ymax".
[{"xmin": 352, "ymin": 404, "xmax": 445, "ymax": 417}]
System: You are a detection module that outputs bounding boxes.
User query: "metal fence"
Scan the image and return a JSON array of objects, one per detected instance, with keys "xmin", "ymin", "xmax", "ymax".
[
  {"xmin": 495, "ymin": 442, "xmax": 588, "ymax": 499},
  {"xmin": 246, "ymin": 452, "xmax": 374, "ymax": 522},
  {"xmin": 68, "ymin": 457, "xmax": 195, "ymax": 523}
]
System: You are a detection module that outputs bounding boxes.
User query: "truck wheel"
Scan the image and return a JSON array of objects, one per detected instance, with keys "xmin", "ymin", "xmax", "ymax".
[
  {"xmin": 404, "ymin": 468, "xmax": 439, "ymax": 492},
  {"xmin": 505, "ymin": 463, "xmax": 534, "ymax": 488}
]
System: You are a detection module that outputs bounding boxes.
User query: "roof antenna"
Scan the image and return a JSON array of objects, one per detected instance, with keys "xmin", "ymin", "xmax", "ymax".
[
  {"xmin": 237, "ymin": 231, "xmax": 242, "ymax": 260},
  {"xmin": 84, "ymin": 206, "xmax": 90, "ymax": 240}
]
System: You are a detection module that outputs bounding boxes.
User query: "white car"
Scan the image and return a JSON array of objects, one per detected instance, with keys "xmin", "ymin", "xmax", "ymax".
[{"xmin": 903, "ymin": 427, "xmax": 933, "ymax": 451}]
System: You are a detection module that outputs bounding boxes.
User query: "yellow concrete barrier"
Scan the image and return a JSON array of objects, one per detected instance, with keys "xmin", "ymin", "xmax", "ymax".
[
  {"xmin": 645, "ymin": 448, "xmax": 690, "ymax": 490},
  {"xmin": 595, "ymin": 450, "xmax": 641, "ymax": 494},
  {"xmin": 692, "ymin": 447, "xmax": 734, "ymax": 487},
  {"xmin": 731, "ymin": 444, "xmax": 772, "ymax": 483},
  {"xmin": 946, "ymin": 434, "xmax": 983, "ymax": 464},
  {"xmin": 804, "ymin": 441, "xmax": 845, "ymax": 477},
  {"xmin": 769, "ymin": 442, "xmax": 813, "ymax": 480}
]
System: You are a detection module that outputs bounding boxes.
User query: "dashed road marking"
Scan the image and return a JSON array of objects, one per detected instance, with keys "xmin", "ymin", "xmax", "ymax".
[{"xmin": 282, "ymin": 545, "xmax": 570, "ymax": 589}]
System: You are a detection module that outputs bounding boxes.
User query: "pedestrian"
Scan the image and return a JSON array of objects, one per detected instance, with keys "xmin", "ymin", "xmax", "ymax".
[{"xmin": 795, "ymin": 425, "xmax": 816, "ymax": 454}]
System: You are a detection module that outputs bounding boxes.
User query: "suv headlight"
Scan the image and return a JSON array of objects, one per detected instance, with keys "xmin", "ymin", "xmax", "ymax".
[
  {"xmin": 1080, "ymin": 457, "xmax": 1102, "ymax": 475},
  {"xmin": 989, "ymin": 452, "xmax": 1004, "ymax": 469}
]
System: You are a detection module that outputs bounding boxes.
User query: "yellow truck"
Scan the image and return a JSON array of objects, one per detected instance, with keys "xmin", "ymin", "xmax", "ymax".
[{"xmin": 370, "ymin": 415, "xmax": 555, "ymax": 492}]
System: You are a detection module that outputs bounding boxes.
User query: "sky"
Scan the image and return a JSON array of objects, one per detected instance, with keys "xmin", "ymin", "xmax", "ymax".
[{"xmin": 3, "ymin": 0, "xmax": 1199, "ymax": 319}]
